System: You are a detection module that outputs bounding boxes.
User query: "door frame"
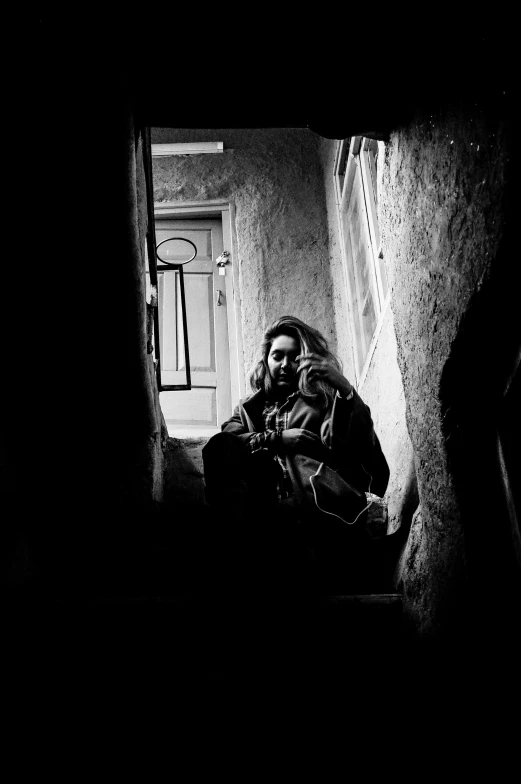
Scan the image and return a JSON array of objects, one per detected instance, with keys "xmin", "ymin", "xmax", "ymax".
[{"xmin": 154, "ymin": 200, "xmax": 246, "ymax": 413}]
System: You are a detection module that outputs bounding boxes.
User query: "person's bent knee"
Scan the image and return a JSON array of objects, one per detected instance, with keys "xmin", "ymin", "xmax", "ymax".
[{"xmin": 202, "ymin": 430, "xmax": 238, "ymax": 457}]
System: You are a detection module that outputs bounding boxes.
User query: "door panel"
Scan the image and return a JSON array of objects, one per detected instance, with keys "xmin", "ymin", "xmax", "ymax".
[
  {"xmin": 178, "ymin": 273, "xmax": 215, "ymax": 372},
  {"xmin": 155, "ymin": 218, "xmax": 231, "ymax": 428},
  {"xmin": 159, "ymin": 388, "xmax": 217, "ymax": 426}
]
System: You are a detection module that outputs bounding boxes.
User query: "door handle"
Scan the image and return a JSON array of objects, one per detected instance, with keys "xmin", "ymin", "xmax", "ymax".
[{"xmin": 216, "ymin": 289, "xmax": 223, "ymax": 306}]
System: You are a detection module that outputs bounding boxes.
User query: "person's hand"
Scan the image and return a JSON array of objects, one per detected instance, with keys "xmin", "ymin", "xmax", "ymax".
[
  {"xmin": 280, "ymin": 428, "xmax": 327, "ymax": 461},
  {"xmin": 296, "ymin": 353, "xmax": 353, "ymax": 397}
]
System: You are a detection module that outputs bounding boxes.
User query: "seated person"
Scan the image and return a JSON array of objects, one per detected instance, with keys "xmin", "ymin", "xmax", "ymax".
[{"xmin": 202, "ymin": 315, "xmax": 390, "ymax": 592}]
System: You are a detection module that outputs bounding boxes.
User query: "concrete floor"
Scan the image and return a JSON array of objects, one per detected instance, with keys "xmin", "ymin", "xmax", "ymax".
[{"xmin": 165, "ymin": 423, "xmax": 220, "ymax": 439}]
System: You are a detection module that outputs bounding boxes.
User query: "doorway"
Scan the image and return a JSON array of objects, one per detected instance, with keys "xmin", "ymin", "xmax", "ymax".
[{"xmin": 156, "ymin": 216, "xmax": 234, "ymax": 436}]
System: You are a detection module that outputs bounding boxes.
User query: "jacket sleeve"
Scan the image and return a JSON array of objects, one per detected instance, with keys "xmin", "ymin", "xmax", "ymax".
[
  {"xmin": 323, "ymin": 391, "xmax": 390, "ymax": 498},
  {"xmin": 221, "ymin": 402, "xmax": 279, "ymax": 454},
  {"xmin": 220, "ymin": 404, "xmax": 255, "ymax": 448},
  {"xmin": 221, "ymin": 404, "xmax": 246, "ymax": 434}
]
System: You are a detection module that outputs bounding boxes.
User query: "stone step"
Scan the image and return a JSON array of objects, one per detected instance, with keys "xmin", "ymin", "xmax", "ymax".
[
  {"xmin": 26, "ymin": 592, "xmax": 408, "ymax": 663},
  {"xmin": 7, "ymin": 589, "xmax": 435, "ymax": 715}
]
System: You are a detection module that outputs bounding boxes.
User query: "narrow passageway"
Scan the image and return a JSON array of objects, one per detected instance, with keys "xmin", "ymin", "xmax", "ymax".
[
  {"xmin": 5, "ymin": 36, "xmax": 519, "ymax": 733},
  {"xmin": 149, "ymin": 126, "xmax": 414, "ymax": 640},
  {"xmin": 145, "ymin": 109, "xmax": 519, "ymax": 697}
]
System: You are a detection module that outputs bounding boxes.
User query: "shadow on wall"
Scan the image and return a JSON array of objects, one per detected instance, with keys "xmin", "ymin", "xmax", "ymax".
[
  {"xmin": 439, "ymin": 224, "xmax": 521, "ymax": 624},
  {"xmin": 386, "ymin": 450, "xmax": 420, "ymax": 590},
  {"xmin": 394, "ymin": 505, "xmax": 423, "ymax": 593},
  {"xmin": 388, "ymin": 451, "xmax": 419, "ymax": 537},
  {"xmin": 164, "ymin": 437, "xmax": 208, "ymax": 510}
]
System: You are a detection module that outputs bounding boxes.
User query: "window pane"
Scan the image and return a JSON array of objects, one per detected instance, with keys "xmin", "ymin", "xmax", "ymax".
[
  {"xmin": 336, "ymin": 139, "xmax": 350, "ymax": 199},
  {"xmin": 340, "ymin": 162, "xmax": 379, "ymax": 376},
  {"xmin": 367, "ymin": 139, "xmax": 378, "ymax": 210},
  {"xmin": 348, "ymin": 201, "xmax": 378, "ymax": 360}
]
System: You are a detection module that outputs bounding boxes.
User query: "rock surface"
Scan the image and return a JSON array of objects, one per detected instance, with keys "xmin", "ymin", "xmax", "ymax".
[{"xmin": 379, "ymin": 105, "xmax": 510, "ymax": 633}]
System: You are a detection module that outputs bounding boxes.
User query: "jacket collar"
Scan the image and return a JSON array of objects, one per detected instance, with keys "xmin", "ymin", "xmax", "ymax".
[{"xmin": 242, "ymin": 389, "xmax": 268, "ymax": 431}]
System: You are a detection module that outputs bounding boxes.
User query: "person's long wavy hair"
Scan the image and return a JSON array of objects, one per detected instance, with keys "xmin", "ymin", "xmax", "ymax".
[{"xmin": 249, "ymin": 315, "xmax": 342, "ymax": 404}]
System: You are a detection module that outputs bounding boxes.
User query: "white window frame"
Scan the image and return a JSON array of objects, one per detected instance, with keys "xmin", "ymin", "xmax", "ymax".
[{"xmin": 334, "ymin": 136, "xmax": 390, "ymax": 389}]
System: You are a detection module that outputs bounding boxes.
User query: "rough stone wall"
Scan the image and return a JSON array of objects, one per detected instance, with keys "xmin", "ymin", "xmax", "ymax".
[
  {"xmin": 318, "ymin": 138, "xmax": 416, "ymax": 536},
  {"xmin": 379, "ymin": 105, "xmax": 510, "ymax": 634},
  {"xmin": 129, "ymin": 128, "xmax": 168, "ymax": 506},
  {"xmin": 164, "ymin": 438, "xmax": 206, "ymax": 509},
  {"xmin": 151, "ymin": 128, "xmax": 336, "ymax": 384}
]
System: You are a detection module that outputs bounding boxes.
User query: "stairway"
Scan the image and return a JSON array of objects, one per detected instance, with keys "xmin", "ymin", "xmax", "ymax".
[
  {"xmin": 19, "ymin": 590, "xmax": 408, "ymax": 700},
  {"xmin": 6, "ymin": 435, "xmax": 413, "ymax": 707}
]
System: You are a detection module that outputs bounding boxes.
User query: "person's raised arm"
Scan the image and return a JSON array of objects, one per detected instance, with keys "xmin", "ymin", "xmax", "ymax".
[
  {"xmin": 297, "ymin": 352, "xmax": 389, "ymax": 495},
  {"xmin": 296, "ymin": 352, "xmax": 354, "ymax": 398}
]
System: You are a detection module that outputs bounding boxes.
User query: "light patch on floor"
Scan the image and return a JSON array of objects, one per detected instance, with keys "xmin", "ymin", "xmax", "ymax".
[{"xmin": 165, "ymin": 423, "xmax": 220, "ymax": 439}]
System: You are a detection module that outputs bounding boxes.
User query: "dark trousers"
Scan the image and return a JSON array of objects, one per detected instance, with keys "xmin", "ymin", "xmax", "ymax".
[
  {"xmin": 202, "ymin": 432, "xmax": 316, "ymax": 592},
  {"xmin": 203, "ymin": 431, "xmax": 279, "ymax": 512},
  {"xmin": 202, "ymin": 431, "xmax": 385, "ymax": 594}
]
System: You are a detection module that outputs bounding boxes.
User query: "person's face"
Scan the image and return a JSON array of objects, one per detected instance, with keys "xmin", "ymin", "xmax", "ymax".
[{"xmin": 267, "ymin": 334, "xmax": 300, "ymax": 391}]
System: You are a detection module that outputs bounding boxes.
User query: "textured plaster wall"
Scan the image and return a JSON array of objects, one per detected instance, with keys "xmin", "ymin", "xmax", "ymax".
[
  {"xmin": 358, "ymin": 306, "xmax": 418, "ymax": 535},
  {"xmin": 151, "ymin": 128, "xmax": 336, "ymax": 384},
  {"xmin": 318, "ymin": 138, "xmax": 416, "ymax": 536},
  {"xmin": 379, "ymin": 106, "xmax": 510, "ymax": 633}
]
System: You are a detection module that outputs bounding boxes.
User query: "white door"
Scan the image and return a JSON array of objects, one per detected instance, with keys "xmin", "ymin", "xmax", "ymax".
[{"xmin": 156, "ymin": 218, "xmax": 231, "ymax": 429}]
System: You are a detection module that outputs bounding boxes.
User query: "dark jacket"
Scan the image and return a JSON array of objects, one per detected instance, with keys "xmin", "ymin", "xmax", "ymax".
[{"xmin": 221, "ymin": 388, "xmax": 390, "ymax": 498}]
